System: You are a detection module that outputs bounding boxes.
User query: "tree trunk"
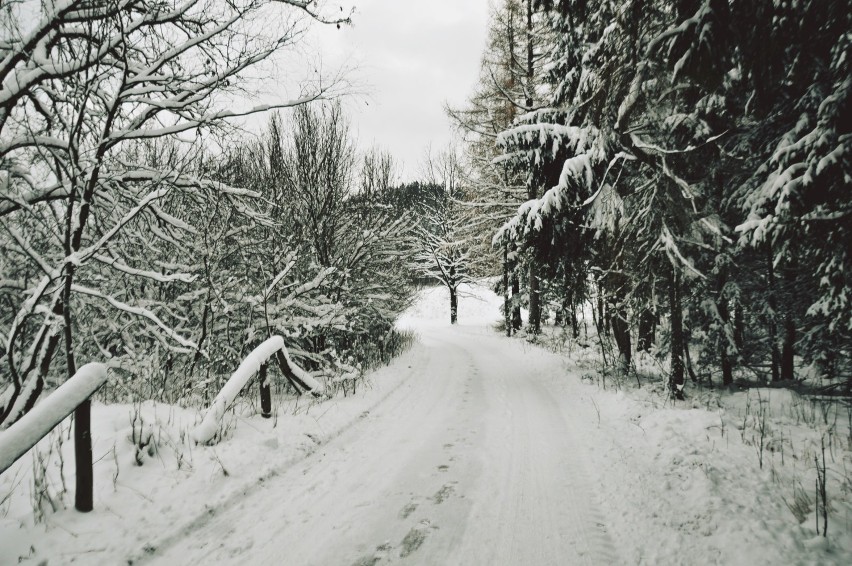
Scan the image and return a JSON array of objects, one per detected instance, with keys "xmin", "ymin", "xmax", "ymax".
[
  {"xmin": 609, "ymin": 307, "xmax": 631, "ymax": 373},
  {"xmin": 720, "ymin": 347, "xmax": 733, "ymax": 387},
  {"xmin": 523, "ymin": 2, "xmax": 540, "ymax": 335},
  {"xmin": 503, "ymin": 246, "xmax": 511, "ymax": 336},
  {"xmin": 716, "ymin": 265, "xmax": 734, "ymax": 386},
  {"xmin": 511, "ymin": 264, "xmax": 522, "ymax": 331},
  {"xmin": 780, "ymin": 253, "xmax": 797, "ymax": 381},
  {"xmin": 74, "ymin": 400, "xmax": 93, "ymax": 512},
  {"xmin": 781, "ymin": 315, "xmax": 795, "ymax": 381},
  {"xmin": 766, "ymin": 247, "xmax": 780, "ymax": 382},
  {"xmin": 61, "ymin": 265, "xmax": 93, "ymax": 512},
  {"xmin": 571, "ymin": 303, "xmax": 580, "ymax": 339},
  {"xmin": 669, "ymin": 268, "xmax": 685, "ymax": 400},
  {"xmin": 259, "ymin": 363, "xmax": 272, "ymax": 418},
  {"xmin": 187, "ymin": 295, "xmax": 211, "ymax": 386},
  {"xmin": 450, "ymin": 286, "xmax": 458, "ymax": 325},
  {"xmin": 609, "ymin": 286, "xmax": 631, "ymax": 372},
  {"xmin": 734, "ymin": 301, "xmax": 745, "ymax": 352},
  {"xmin": 526, "ymin": 0, "xmax": 534, "ymax": 114},
  {"xmin": 528, "ymin": 257, "xmax": 541, "ymax": 334},
  {"xmin": 718, "ymin": 305, "xmax": 734, "ymax": 385},
  {"xmin": 684, "ymin": 324, "xmax": 698, "ymax": 383},
  {"xmin": 637, "ymin": 308, "xmax": 656, "ymax": 352}
]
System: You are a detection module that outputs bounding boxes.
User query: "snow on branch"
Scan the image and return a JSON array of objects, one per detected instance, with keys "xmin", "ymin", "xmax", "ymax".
[
  {"xmin": 629, "ymin": 131, "xmax": 728, "ymax": 156},
  {"xmin": 281, "ymin": 266, "xmax": 336, "ymax": 303},
  {"xmin": 263, "ymin": 253, "xmax": 298, "ymax": 298},
  {"xmin": 0, "ymin": 134, "xmax": 69, "ymax": 157},
  {"xmin": 272, "ymin": 0, "xmax": 354, "ymax": 26},
  {"xmin": 538, "ymin": 153, "xmax": 594, "ymax": 216},
  {"xmin": 71, "ymin": 284, "xmax": 198, "ymax": 350},
  {"xmin": 658, "ymin": 224, "xmax": 706, "ymax": 279},
  {"xmin": 493, "ymin": 146, "xmax": 607, "ymax": 245},
  {"xmin": 616, "ymin": 63, "xmax": 648, "ymax": 130},
  {"xmin": 277, "ymin": 346, "xmax": 325, "ymax": 396},
  {"xmin": 107, "ymin": 96, "xmax": 324, "ymax": 141},
  {"xmin": 3, "ymin": 274, "xmax": 57, "ymax": 357},
  {"xmin": 0, "ymin": 182, "xmax": 70, "ymax": 217},
  {"xmin": 73, "ymin": 187, "xmax": 170, "ymax": 265},
  {"xmin": 107, "ymin": 168, "xmax": 263, "ymax": 199},
  {"xmin": 92, "ymin": 254, "xmax": 197, "ymax": 283},
  {"xmin": 497, "ymin": 122, "xmax": 586, "ymax": 151},
  {"xmin": 587, "ymin": 183, "xmax": 625, "ymax": 238}
]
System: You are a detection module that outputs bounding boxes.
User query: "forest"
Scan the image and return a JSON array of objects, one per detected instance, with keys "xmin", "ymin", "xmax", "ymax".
[
  {"xmin": 0, "ymin": 1, "xmax": 418, "ymax": 430},
  {"xmin": 451, "ymin": 0, "xmax": 849, "ymax": 397},
  {"xmin": 0, "ymin": 0, "xmax": 850, "ymax": 563}
]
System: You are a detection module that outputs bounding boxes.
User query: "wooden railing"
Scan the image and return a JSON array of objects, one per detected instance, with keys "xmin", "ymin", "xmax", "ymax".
[
  {"xmin": 0, "ymin": 363, "xmax": 109, "ymax": 512},
  {"xmin": 0, "ymin": 337, "xmax": 322, "ymax": 514},
  {"xmin": 192, "ymin": 336, "xmax": 324, "ymax": 444}
]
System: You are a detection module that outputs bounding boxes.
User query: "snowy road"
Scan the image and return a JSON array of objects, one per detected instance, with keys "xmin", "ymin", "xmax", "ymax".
[
  {"xmin": 141, "ymin": 324, "xmax": 620, "ymax": 565},
  {"xmin": 6, "ymin": 285, "xmax": 849, "ymax": 565}
]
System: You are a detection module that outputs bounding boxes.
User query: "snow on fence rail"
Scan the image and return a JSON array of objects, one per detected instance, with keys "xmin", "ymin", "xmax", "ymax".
[
  {"xmin": 192, "ymin": 336, "xmax": 324, "ymax": 444},
  {"xmin": 0, "ymin": 363, "xmax": 108, "ymax": 476},
  {"xmin": 0, "ymin": 363, "xmax": 107, "ymax": 513}
]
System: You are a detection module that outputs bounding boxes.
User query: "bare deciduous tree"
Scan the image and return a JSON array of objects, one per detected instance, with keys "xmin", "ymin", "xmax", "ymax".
[{"xmin": 0, "ymin": 0, "xmax": 349, "ymax": 427}]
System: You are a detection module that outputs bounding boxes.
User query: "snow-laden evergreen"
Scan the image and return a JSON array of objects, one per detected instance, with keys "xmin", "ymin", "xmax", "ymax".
[{"xmin": 465, "ymin": 0, "xmax": 851, "ymax": 392}]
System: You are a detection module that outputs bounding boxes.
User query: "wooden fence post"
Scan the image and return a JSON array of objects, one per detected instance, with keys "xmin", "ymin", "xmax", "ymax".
[
  {"xmin": 0, "ymin": 363, "xmax": 108, "ymax": 513},
  {"xmin": 74, "ymin": 399, "xmax": 93, "ymax": 512},
  {"xmin": 259, "ymin": 363, "xmax": 272, "ymax": 418}
]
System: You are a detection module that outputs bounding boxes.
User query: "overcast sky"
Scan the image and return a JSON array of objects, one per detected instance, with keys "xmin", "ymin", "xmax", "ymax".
[{"xmin": 302, "ymin": 0, "xmax": 491, "ymax": 182}]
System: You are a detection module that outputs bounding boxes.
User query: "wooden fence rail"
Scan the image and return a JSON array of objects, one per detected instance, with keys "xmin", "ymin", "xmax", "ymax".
[
  {"xmin": 192, "ymin": 336, "xmax": 324, "ymax": 444},
  {"xmin": 0, "ymin": 363, "xmax": 109, "ymax": 511},
  {"xmin": 0, "ymin": 337, "xmax": 322, "ymax": 514}
]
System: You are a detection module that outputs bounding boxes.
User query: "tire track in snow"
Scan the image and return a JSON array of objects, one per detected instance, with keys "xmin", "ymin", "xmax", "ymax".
[
  {"xmin": 127, "ymin": 343, "xmax": 435, "ymax": 565},
  {"xmin": 445, "ymin": 326, "xmax": 621, "ymax": 565},
  {"xmin": 138, "ymin": 324, "xmax": 621, "ymax": 565},
  {"xmin": 140, "ymin": 331, "xmax": 480, "ymax": 565}
]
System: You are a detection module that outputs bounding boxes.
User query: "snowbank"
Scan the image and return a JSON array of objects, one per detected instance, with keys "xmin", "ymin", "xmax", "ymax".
[
  {"xmin": 396, "ymin": 281, "xmax": 503, "ymax": 329},
  {"xmin": 541, "ymin": 358, "xmax": 852, "ymax": 565}
]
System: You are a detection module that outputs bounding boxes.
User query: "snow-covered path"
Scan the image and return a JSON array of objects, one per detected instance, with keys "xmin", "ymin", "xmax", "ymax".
[
  {"xmin": 140, "ymin": 323, "xmax": 619, "ymax": 565},
  {"xmin": 5, "ymin": 284, "xmax": 849, "ymax": 565}
]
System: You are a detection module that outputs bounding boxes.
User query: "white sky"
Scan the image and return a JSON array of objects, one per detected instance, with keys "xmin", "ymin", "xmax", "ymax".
[{"xmin": 301, "ymin": 0, "xmax": 491, "ymax": 182}]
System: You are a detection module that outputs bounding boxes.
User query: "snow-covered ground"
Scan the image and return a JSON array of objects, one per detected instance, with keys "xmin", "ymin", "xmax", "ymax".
[
  {"xmin": 396, "ymin": 281, "xmax": 509, "ymax": 328},
  {"xmin": 0, "ymin": 346, "xmax": 422, "ymax": 564},
  {"xmin": 1, "ymin": 282, "xmax": 850, "ymax": 565}
]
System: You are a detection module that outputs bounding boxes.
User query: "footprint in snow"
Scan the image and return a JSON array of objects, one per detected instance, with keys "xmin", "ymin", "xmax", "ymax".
[
  {"xmin": 399, "ymin": 501, "xmax": 418, "ymax": 519},
  {"xmin": 431, "ymin": 482, "xmax": 456, "ymax": 504},
  {"xmin": 351, "ymin": 542, "xmax": 392, "ymax": 566},
  {"xmin": 399, "ymin": 520, "xmax": 436, "ymax": 557}
]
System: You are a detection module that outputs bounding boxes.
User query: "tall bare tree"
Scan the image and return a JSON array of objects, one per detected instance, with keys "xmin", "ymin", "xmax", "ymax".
[{"xmin": 448, "ymin": 0, "xmax": 553, "ymax": 334}]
